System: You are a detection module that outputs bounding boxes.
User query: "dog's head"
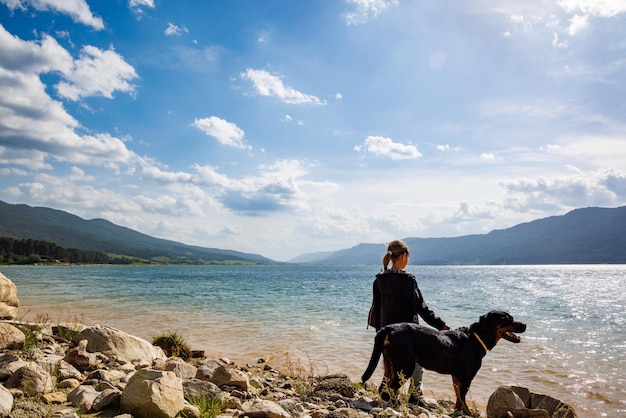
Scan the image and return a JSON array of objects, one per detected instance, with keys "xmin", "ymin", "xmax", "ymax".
[{"xmin": 474, "ymin": 310, "xmax": 527, "ymax": 347}]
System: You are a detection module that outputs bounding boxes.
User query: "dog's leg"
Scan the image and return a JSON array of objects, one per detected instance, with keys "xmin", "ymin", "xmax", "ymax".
[
  {"xmin": 379, "ymin": 352, "xmax": 395, "ymax": 402},
  {"xmin": 452, "ymin": 375, "xmax": 473, "ymax": 416}
]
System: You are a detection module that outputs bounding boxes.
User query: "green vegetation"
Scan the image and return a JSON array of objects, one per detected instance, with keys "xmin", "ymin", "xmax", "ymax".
[
  {"xmin": 180, "ymin": 394, "xmax": 227, "ymax": 418},
  {"xmin": 0, "ymin": 236, "xmax": 109, "ymax": 265},
  {"xmin": 152, "ymin": 331, "xmax": 192, "ymax": 360},
  {"xmin": 15, "ymin": 323, "xmax": 40, "ymax": 351}
]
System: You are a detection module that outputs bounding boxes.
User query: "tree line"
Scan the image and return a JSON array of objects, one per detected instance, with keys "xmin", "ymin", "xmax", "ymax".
[{"xmin": 0, "ymin": 237, "xmax": 110, "ymax": 264}]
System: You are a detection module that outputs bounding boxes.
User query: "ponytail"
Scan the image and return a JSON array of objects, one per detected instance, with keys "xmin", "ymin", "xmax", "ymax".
[{"xmin": 382, "ymin": 240, "xmax": 409, "ymax": 271}]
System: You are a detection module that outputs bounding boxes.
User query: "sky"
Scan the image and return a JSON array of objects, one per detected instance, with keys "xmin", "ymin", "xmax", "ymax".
[{"xmin": 1, "ymin": 0, "xmax": 626, "ymax": 262}]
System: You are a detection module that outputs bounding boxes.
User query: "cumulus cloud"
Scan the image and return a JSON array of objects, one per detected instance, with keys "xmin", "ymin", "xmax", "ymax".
[
  {"xmin": 191, "ymin": 159, "xmax": 316, "ymax": 215},
  {"xmin": 241, "ymin": 68, "xmax": 326, "ymax": 105},
  {"xmin": 55, "ymin": 46, "xmax": 138, "ymax": 100},
  {"xmin": 0, "ymin": 25, "xmax": 139, "ymax": 168},
  {"xmin": 192, "ymin": 116, "xmax": 250, "ymax": 150},
  {"xmin": 344, "ymin": 0, "xmax": 399, "ymax": 25},
  {"xmin": 501, "ymin": 169, "xmax": 626, "ymax": 211},
  {"xmin": 355, "ymin": 135, "xmax": 421, "ymax": 160},
  {"xmin": 1, "ymin": 0, "xmax": 104, "ymax": 29}
]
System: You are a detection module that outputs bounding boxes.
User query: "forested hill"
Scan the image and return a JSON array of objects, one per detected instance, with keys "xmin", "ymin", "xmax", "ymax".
[
  {"xmin": 0, "ymin": 200, "xmax": 272, "ymax": 264},
  {"xmin": 295, "ymin": 206, "xmax": 626, "ymax": 265}
]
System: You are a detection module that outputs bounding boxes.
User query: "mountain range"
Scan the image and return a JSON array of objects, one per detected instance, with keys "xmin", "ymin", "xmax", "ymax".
[
  {"xmin": 292, "ymin": 206, "xmax": 626, "ymax": 265},
  {"xmin": 0, "ymin": 200, "xmax": 272, "ymax": 264},
  {"xmin": 1, "ymin": 200, "xmax": 625, "ymax": 265}
]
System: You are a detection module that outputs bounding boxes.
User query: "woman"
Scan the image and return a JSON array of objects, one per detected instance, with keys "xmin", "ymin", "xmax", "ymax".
[{"xmin": 367, "ymin": 239, "xmax": 450, "ymax": 405}]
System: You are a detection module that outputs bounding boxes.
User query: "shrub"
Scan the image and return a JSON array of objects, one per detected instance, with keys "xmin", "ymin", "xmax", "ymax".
[{"xmin": 152, "ymin": 331, "xmax": 192, "ymax": 360}]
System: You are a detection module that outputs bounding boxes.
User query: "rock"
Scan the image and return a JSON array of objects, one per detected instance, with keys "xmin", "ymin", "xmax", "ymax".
[
  {"xmin": 182, "ymin": 378, "xmax": 222, "ymax": 399},
  {"xmin": 505, "ymin": 410, "xmax": 550, "ymax": 418},
  {"xmin": 92, "ymin": 387, "xmax": 121, "ymax": 411},
  {"xmin": 0, "ymin": 273, "xmax": 19, "ymax": 319},
  {"xmin": 72, "ymin": 324, "xmax": 166, "ymax": 365},
  {"xmin": 41, "ymin": 391, "xmax": 67, "ymax": 404},
  {"xmin": 0, "ymin": 384, "xmax": 13, "ymax": 417},
  {"xmin": 0, "ymin": 353, "xmax": 28, "ymax": 380},
  {"xmin": 67, "ymin": 385, "xmax": 100, "ymax": 412},
  {"xmin": 487, "ymin": 386, "xmax": 526, "ymax": 418},
  {"xmin": 489, "ymin": 386, "xmax": 577, "ymax": 418},
  {"xmin": 64, "ymin": 339, "xmax": 98, "ymax": 371},
  {"xmin": 51, "ymin": 409, "xmax": 80, "ymax": 418},
  {"xmin": 511, "ymin": 386, "xmax": 577, "ymax": 418},
  {"xmin": 242, "ymin": 398, "xmax": 292, "ymax": 418},
  {"xmin": 315, "ymin": 374, "xmax": 356, "ymax": 398},
  {"xmin": 226, "ymin": 368, "xmax": 250, "ymax": 391},
  {"xmin": 0, "ymin": 323, "xmax": 25, "ymax": 350},
  {"xmin": 56, "ymin": 359, "xmax": 84, "ymax": 381},
  {"xmin": 5, "ymin": 362, "xmax": 54, "ymax": 396},
  {"xmin": 120, "ymin": 368, "xmax": 184, "ymax": 418},
  {"xmin": 164, "ymin": 358, "xmax": 198, "ymax": 379},
  {"xmin": 196, "ymin": 358, "xmax": 232, "ymax": 386}
]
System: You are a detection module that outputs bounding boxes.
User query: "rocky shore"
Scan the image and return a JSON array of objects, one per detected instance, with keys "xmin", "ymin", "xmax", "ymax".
[{"xmin": 0, "ymin": 273, "xmax": 577, "ymax": 418}]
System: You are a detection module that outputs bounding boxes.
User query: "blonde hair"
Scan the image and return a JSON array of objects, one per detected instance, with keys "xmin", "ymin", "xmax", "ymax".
[{"xmin": 383, "ymin": 239, "xmax": 409, "ymax": 270}]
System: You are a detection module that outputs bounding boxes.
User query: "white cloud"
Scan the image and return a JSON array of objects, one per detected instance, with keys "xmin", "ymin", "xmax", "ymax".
[
  {"xmin": 0, "ymin": 26, "xmax": 140, "ymax": 168},
  {"xmin": 344, "ymin": 0, "xmax": 399, "ymax": 25},
  {"xmin": 1, "ymin": 0, "xmax": 104, "ymax": 29},
  {"xmin": 164, "ymin": 23, "xmax": 188, "ymax": 36},
  {"xmin": 481, "ymin": 152, "xmax": 496, "ymax": 161},
  {"xmin": 557, "ymin": 0, "xmax": 626, "ymax": 18},
  {"xmin": 192, "ymin": 116, "xmax": 250, "ymax": 150},
  {"xmin": 55, "ymin": 46, "xmax": 138, "ymax": 100},
  {"xmin": 241, "ymin": 68, "xmax": 326, "ymax": 105},
  {"xmin": 501, "ymin": 169, "xmax": 626, "ymax": 210},
  {"xmin": 129, "ymin": 0, "xmax": 155, "ymax": 8},
  {"xmin": 355, "ymin": 135, "xmax": 421, "ymax": 160},
  {"xmin": 566, "ymin": 14, "xmax": 589, "ymax": 35}
]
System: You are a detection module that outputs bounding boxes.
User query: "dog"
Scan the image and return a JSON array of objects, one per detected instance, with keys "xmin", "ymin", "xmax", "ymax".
[{"xmin": 362, "ymin": 310, "xmax": 526, "ymax": 415}]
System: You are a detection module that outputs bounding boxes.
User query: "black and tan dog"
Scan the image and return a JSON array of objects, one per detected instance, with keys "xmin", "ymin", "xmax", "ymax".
[{"xmin": 362, "ymin": 310, "xmax": 526, "ymax": 415}]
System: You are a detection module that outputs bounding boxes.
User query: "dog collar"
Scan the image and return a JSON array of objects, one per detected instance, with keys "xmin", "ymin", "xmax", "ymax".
[{"xmin": 473, "ymin": 332, "xmax": 489, "ymax": 352}]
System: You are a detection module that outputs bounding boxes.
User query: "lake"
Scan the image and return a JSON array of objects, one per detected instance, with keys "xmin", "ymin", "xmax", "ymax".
[{"xmin": 2, "ymin": 264, "xmax": 624, "ymax": 417}]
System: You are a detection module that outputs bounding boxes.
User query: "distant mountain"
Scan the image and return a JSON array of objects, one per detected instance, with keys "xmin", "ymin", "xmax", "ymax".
[
  {"xmin": 296, "ymin": 206, "xmax": 626, "ymax": 265},
  {"xmin": 0, "ymin": 200, "xmax": 273, "ymax": 264}
]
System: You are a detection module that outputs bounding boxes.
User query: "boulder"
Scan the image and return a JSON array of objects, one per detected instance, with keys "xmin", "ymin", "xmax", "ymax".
[
  {"xmin": 195, "ymin": 358, "xmax": 232, "ymax": 386},
  {"xmin": 120, "ymin": 369, "xmax": 184, "ymax": 418},
  {"xmin": 5, "ymin": 362, "xmax": 54, "ymax": 396},
  {"xmin": 0, "ymin": 384, "xmax": 13, "ymax": 418},
  {"xmin": 72, "ymin": 324, "xmax": 166, "ymax": 365},
  {"xmin": 67, "ymin": 385, "xmax": 100, "ymax": 413},
  {"xmin": 0, "ymin": 273, "xmax": 19, "ymax": 319},
  {"xmin": 488, "ymin": 386, "xmax": 577, "ymax": 418},
  {"xmin": 0, "ymin": 353, "xmax": 28, "ymax": 380},
  {"xmin": 487, "ymin": 386, "xmax": 526, "ymax": 418},
  {"xmin": 0, "ymin": 323, "xmax": 25, "ymax": 350},
  {"xmin": 164, "ymin": 358, "xmax": 197, "ymax": 379},
  {"xmin": 242, "ymin": 399, "xmax": 292, "ymax": 418},
  {"xmin": 64, "ymin": 339, "xmax": 98, "ymax": 371}
]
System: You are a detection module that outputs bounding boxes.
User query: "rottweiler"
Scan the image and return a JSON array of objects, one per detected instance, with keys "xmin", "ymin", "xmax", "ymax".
[{"xmin": 362, "ymin": 310, "xmax": 526, "ymax": 415}]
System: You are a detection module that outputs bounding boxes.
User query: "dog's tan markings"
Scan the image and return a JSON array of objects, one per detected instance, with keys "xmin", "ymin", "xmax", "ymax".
[{"xmin": 452, "ymin": 375, "xmax": 470, "ymax": 415}]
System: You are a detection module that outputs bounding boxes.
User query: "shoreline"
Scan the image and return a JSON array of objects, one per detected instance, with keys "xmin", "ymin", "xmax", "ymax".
[{"xmin": 0, "ymin": 315, "xmax": 578, "ymax": 418}]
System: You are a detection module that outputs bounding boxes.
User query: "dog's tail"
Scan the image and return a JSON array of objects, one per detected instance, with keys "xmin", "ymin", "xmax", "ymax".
[{"xmin": 361, "ymin": 327, "xmax": 388, "ymax": 383}]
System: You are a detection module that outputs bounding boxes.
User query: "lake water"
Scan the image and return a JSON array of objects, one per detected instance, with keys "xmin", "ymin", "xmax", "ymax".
[{"xmin": 2, "ymin": 264, "xmax": 624, "ymax": 417}]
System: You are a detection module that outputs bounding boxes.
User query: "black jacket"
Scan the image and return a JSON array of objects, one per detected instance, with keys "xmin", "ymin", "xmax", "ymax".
[{"xmin": 367, "ymin": 269, "xmax": 446, "ymax": 331}]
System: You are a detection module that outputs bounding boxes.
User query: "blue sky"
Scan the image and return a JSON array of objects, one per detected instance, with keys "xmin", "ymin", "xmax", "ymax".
[{"xmin": 1, "ymin": 0, "xmax": 625, "ymax": 261}]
